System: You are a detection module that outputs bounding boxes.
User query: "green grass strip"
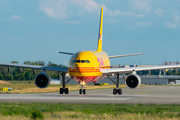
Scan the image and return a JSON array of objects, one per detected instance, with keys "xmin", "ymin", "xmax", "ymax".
[{"xmin": 0, "ymin": 103, "xmax": 180, "ymax": 117}]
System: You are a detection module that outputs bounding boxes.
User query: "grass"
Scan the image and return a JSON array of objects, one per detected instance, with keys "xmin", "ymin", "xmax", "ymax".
[{"xmin": 0, "ymin": 103, "xmax": 180, "ymax": 119}]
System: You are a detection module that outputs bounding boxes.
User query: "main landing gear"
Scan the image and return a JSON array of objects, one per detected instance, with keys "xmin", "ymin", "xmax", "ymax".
[
  {"xmin": 59, "ymin": 72, "xmax": 72, "ymax": 94},
  {"xmin": 107, "ymin": 73, "xmax": 122, "ymax": 95},
  {"xmin": 79, "ymin": 84, "xmax": 86, "ymax": 94}
]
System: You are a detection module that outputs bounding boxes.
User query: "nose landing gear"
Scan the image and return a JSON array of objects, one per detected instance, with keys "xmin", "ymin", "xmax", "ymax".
[{"xmin": 79, "ymin": 82, "xmax": 86, "ymax": 94}]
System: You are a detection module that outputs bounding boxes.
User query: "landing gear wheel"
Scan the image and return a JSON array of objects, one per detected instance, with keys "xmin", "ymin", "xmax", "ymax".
[
  {"xmin": 113, "ymin": 88, "xmax": 116, "ymax": 95},
  {"xmin": 65, "ymin": 88, "xmax": 69, "ymax": 94},
  {"xmin": 60, "ymin": 88, "xmax": 63, "ymax": 94},
  {"xmin": 79, "ymin": 89, "xmax": 82, "ymax": 94},
  {"xmin": 83, "ymin": 89, "xmax": 86, "ymax": 94},
  {"xmin": 59, "ymin": 88, "xmax": 69, "ymax": 94},
  {"xmin": 113, "ymin": 89, "xmax": 122, "ymax": 95},
  {"xmin": 118, "ymin": 89, "xmax": 122, "ymax": 95}
]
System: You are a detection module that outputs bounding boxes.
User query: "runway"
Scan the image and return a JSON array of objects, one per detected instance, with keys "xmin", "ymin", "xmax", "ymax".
[{"xmin": 0, "ymin": 86, "xmax": 180, "ymax": 104}]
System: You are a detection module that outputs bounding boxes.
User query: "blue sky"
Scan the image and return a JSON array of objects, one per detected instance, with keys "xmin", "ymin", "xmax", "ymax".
[{"xmin": 0, "ymin": 0, "xmax": 180, "ymax": 66}]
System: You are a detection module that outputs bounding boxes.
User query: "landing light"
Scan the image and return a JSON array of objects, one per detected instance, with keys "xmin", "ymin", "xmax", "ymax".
[
  {"xmin": 66, "ymin": 73, "xmax": 69, "ymax": 76},
  {"xmin": 80, "ymin": 81, "xmax": 86, "ymax": 85}
]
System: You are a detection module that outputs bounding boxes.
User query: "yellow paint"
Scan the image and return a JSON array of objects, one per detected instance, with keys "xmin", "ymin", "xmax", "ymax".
[
  {"xmin": 0, "ymin": 88, "xmax": 9, "ymax": 91},
  {"xmin": 100, "ymin": 83, "xmax": 109, "ymax": 86},
  {"xmin": 97, "ymin": 7, "xmax": 103, "ymax": 52},
  {"xmin": 68, "ymin": 51, "xmax": 110, "ymax": 77}
]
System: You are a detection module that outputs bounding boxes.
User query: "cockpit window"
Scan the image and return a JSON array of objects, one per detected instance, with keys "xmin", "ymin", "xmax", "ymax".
[
  {"xmin": 76, "ymin": 60, "xmax": 80, "ymax": 63},
  {"xmin": 86, "ymin": 60, "xmax": 90, "ymax": 63},
  {"xmin": 72, "ymin": 59, "xmax": 90, "ymax": 63},
  {"xmin": 81, "ymin": 60, "xmax": 85, "ymax": 63},
  {"xmin": 72, "ymin": 60, "xmax": 76, "ymax": 63}
]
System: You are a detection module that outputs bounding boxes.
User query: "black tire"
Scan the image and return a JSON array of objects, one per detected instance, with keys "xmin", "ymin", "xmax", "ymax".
[
  {"xmin": 79, "ymin": 89, "xmax": 82, "ymax": 94},
  {"xmin": 60, "ymin": 88, "xmax": 63, "ymax": 94},
  {"xmin": 118, "ymin": 89, "xmax": 122, "ymax": 95},
  {"xmin": 113, "ymin": 88, "xmax": 116, "ymax": 95},
  {"xmin": 65, "ymin": 88, "xmax": 69, "ymax": 94},
  {"xmin": 83, "ymin": 89, "xmax": 86, "ymax": 94}
]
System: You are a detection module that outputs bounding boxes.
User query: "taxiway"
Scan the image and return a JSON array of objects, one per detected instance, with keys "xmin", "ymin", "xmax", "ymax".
[{"xmin": 0, "ymin": 86, "xmax": 180, "ymax": 104}]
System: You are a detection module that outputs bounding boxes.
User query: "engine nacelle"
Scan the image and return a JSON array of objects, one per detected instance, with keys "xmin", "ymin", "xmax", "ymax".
[
  {"xmin": 124, "ymin": 74, "xmax": 141, "ymax": 89},
  {"xmin": 34, "ymin": 72, "xmax": 51, "ymax": 88}
]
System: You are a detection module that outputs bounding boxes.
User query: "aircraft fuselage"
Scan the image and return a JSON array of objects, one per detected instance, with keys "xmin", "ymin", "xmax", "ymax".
[{"xmin": 68, "ymin": 51, "xmax": 110, "ymax": 83}]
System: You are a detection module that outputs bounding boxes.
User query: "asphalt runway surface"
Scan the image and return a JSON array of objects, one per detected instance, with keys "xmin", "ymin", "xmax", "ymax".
[{"xmin": 0, "ymin": 86, "xmax": 180, "ymax": 104}]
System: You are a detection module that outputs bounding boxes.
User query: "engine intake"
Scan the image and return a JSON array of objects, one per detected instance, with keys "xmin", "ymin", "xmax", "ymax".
[
  {"xmin": 34, "ymin": 72, "xmax": 51, "ymax": 88},
  {"xmin": 125, "ymin": 74, "xmax": 141, "ymax": 89}
]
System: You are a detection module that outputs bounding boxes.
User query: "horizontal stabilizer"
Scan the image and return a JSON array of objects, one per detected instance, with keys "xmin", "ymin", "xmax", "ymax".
[
  {"xmin": 59, "ymin": 52, "xmax": 74, "ymax": 55},
  {"xmin": 109, "ymin": 53, "xmax": 144, "ymax": 58}
]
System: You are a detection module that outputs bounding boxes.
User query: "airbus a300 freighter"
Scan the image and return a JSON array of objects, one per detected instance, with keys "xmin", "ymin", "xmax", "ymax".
[{"xmin": 1, "ymin": 7, "xmax": 180, "ymax": 95}]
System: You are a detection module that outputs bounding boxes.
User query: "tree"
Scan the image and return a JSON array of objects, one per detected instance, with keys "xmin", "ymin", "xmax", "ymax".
[
  {"xmin": 47, "ymin": 61, "xmax": 58, "ymax": 67},
  {"xmin": 0, "ymin": 73, "xmax": 4, "ymax": 80},
  {"xmin": 24, "ymin": 71, "xmax": 30, "ymax": 80},
  {"xmin": 37, "ymin": 60, "xmax": 45, "ymax": 66},
  {"xmin": 23, "ymin": 61, "xmax": 31, "ymax": 65},
  {"xmin": 19, "ymin": 72, "xmax": 25, "ymax": 80},
  {"xmin": 6, "ymin": 74, "xmax": 12, "ymax": 80},
  {"xmin": 11, "ymin": 61, "xmax": 18, "ymax": 64},
  {"xmin": 0, "ymin": 66, "xmax": 8, "ymax": 79}
]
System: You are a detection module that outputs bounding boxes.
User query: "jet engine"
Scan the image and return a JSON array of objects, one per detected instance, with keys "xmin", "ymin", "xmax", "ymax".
[
  {"xmin": 34, "ymin": 72, "xmax": 51, "ymax": 88},
  {"xmin": 124, "ymin": 74, "xmax": 141, "ymax": 89}
]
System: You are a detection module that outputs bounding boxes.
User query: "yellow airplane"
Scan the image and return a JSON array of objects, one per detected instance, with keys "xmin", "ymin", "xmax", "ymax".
[{"xmin": 1, "ymin": 7, "xmax": 180, "ymax": 95}]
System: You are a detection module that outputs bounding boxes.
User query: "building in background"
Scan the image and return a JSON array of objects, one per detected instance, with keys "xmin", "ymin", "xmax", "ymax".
[
  {"xmin": 163, "ymin": 61, "xmax": 174, "ymax": 65},
  {"xmin": 175, "ymin": 61, "xmax": 180, "ymax": 65}
]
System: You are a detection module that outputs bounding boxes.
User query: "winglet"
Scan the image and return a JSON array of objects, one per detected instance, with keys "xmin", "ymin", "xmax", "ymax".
[{"xmin": 97, "ymin": 7, "xmax": 103, "ymax": 52}]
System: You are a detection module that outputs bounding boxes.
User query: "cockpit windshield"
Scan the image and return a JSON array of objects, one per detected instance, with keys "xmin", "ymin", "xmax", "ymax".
[{"xmin": 72, "ymin": 60, "xmax": 90, "ymax": 63}]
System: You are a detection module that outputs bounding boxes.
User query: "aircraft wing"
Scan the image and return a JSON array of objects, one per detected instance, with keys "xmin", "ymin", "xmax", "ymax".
[
  {"xmin": 0, "ymin": 63, "xmax": 68, "ymax": 72},
  {"xmin": 102, "ymin": 65, "xmax": 180, "ymax": 75}
]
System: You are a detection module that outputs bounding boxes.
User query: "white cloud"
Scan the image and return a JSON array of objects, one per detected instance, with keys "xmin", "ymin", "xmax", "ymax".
[
  {"xmin": 138, "ymin": 15, "xmax": 145, "ymax": 18},
  {"xmin": 13, "ymin": 15, "xmax": 20, "ymax": 20},
  {"xmin": 135, "ymin": 22, "xmax": 152, "ymax": 27},
  {"xmin": 74, "ymin": 0, "xmax": 136, "ymax": 17},
  {"xmin": 65, "ymin": 21, "xmax": 81, "ymax": 24},
  {"xmin": 40, "ymin": 0, "xmax": 69, "ymax": 19},
  {"xmin": 133, "ymin": 0, "xmax": 150, "ymax": 12},
  {"xmin": 154, "ymin": 8, "xmax": 163, "ymax": 14},
  {"xmin": 74, "ymin": 0, "xmax": 102, "ymax": 12},
  {"xmin": 108, "ymin": 10, "xmax": 136, "ymax": 17},
  {"xmin": 41, "ymin": 8, "xmax": 59, "ymax": 18},
  {"xmin": 173, "ymin": 15, "xmax": 180, "ymax": 21},
  {"xmin": 40, "ymin": 0, "xmax": 137, "ymax": 19},
  {"xmin": 164, "ymin": 22, "xmax": 177, "ymax": 29}
]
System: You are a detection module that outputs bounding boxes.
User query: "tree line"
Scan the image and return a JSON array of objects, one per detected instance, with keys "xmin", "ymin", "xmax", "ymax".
[{"xmin": 0, "ymin": 60, "xmax": 67, "ymax": 81}]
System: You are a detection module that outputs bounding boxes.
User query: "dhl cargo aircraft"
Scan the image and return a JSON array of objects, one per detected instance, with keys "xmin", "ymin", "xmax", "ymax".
[{"xmin": 1, "ymin": 7, "xmax": 180, "ymax": 95}]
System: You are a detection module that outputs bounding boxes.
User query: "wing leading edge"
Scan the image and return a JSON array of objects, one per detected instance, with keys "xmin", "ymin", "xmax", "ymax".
[
  {"xmin": 0, "ymin": 63, "xmax": 68, "ymax": 73},
  {"xmin": 102, "ymin": 64, "xmax": 180, "ymax": 75}
]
